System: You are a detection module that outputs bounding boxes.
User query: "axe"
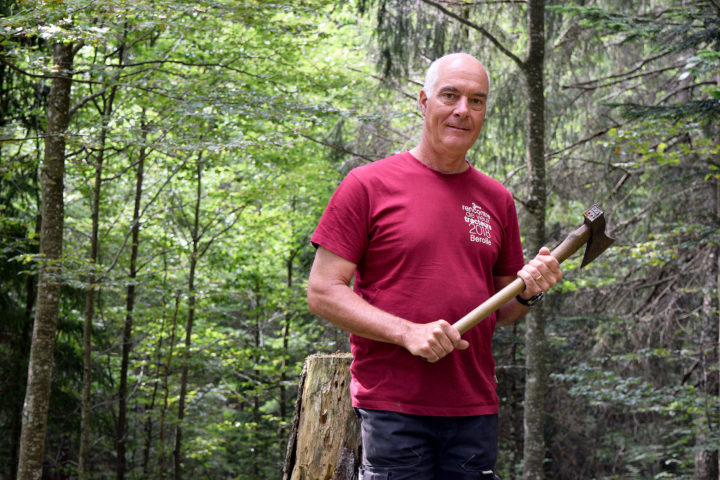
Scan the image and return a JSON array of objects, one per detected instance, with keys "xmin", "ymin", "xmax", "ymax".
[{"xmin": 453, "ymin": 204, "xmax": 615, "ymax": 335}]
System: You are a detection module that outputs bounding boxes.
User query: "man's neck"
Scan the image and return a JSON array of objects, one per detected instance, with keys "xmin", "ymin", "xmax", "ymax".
[{"xmin": 409, "ymin": 145, "xmax": 469, "ymax": 174}]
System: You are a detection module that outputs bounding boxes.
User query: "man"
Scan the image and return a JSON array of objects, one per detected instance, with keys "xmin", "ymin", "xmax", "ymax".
[{"xmin": 307, "ymin": 52, "xmax": 562, "ymax": 480}]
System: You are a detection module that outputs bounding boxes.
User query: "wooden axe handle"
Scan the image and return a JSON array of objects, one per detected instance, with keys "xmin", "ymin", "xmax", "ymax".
[{"xmin": 453, "ymin": 223, "xmax": 591, "ymax": 335}]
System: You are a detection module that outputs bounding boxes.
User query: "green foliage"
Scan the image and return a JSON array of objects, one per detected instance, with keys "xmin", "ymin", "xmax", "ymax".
[
  {"xmin": 1, "ymin": 0, "xmax": 379, "ymax": 477},
  {"xmin": 2, "ymin": 0, "xmax": 719, "ymax": 478}
]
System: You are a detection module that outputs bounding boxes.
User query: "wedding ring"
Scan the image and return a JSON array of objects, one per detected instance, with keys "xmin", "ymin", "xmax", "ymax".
[{"xmin": 535, "ymin": 275, "xmax": 544, "ymax": 281}]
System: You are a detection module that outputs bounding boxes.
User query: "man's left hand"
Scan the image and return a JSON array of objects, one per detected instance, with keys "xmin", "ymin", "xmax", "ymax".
[{"xmin": 516, "ymin": 247, "xmax": 562, "ymax": 299}]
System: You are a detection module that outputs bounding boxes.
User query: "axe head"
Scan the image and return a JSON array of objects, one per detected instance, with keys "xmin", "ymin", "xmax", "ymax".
[{"xmin": 580, "ymin": 205, "xmax": 615, "ymax": 267}]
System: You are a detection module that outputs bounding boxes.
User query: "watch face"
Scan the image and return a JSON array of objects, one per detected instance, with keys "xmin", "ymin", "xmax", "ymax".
[
  {"xmin": 527, "ymin": 292, "xmax": 545, "ymax": 306},
  {"xmin": 517, "ymin": 292, "xmax": 544, "ymax": 306}
]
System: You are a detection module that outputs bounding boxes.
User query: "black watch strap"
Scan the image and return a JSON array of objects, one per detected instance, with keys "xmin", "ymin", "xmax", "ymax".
[{"xmin": 516, "ymin": 292, "xmax": 545, "ymax": 307}]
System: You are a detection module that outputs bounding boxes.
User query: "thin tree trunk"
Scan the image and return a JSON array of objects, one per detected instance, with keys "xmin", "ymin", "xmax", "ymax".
[
  {"xmin": 693, "ymin": 291, "xmax": 719, "ymax": 480},
  {"xmin": 716, "ymin": 136, "xmax": 720, "ymax": 480},
  {"xmin": 173, "ymin": 160, "xmax": 203, "ymax": 480},
  {"xmin": 159, "ymin": 293, "xmax": 181, "ymax": 478},
  {"xmin": 117, "ymin": 136, "xmax": 145, "ymax": 480},
  {"xmin": 79, "ymin": 88, "xmax": 119, "ymax": 480},
  {"xmin": 692, "ymin": 196, "xmax": 720, "ymax": 480},
  {"xmin": 78, "ymin": 131, "xmax": 102, "ymax": 480},
  {"xmin": 253, "ymin": 280, "xmax": 262, "ymax": 478},
  {"xmin": 10, "ymin": 212, "xmax": 41, "ymax": 480},
  {"xmin": 17, "ymin": 41, "xmax": 74, "ymax": 480},
  {"xmin": 80, "ymin": 29, "xmax": 126, "ymax": 477},
  {"xmin": 136, "ymin": 114, "xmax": 159, "ymax": 476},
  {"xmin": 715, "ymin": 175, "xmax": 720, "ymax": 479},
  {"xmin": 522, "ymin": 0, "xmax": 547, "ymax": 479},
  {"xmin": 143, "ymin": 326, "xmax": 163, "ymax": 474},
  {"xmin": 508, "ymin": 324, "xmax": 522, "ymax": 480},
  {"xmin": 280, "ymin": 198, "xmax": 300, "ymax": 440},
  {"xmin": 280, "ymin": 252, "xmax": 296, "ymax": 424}
]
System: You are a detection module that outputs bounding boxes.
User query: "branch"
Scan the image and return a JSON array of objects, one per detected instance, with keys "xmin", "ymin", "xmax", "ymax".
[
  {"xmin": 347, "ymin": 66, "xmax": 416, "ymax": 100},
  {"xmin": 418, "ymin": 0, "xmax": 524, "ymax": 68},
  {"xmin": 70, "ymin": 86, "xmax": 107, "ymax": 116},
  {"xmin": 563, "ymin": 54, "xmax": 678, "ymax": 91},
  {"xmin": 197, "ymin": 204, "xmax": 248, "ymax": 259},
  {"xmin": 102, "ymin": 146, "xmax": 187, "ymax": 278},
  {"xmin": 295, "ymin": 132, "xmax": 378, "ymax": 163},
  {"xmin": 657, "ymin": 80, "xmax": 718, "ymax": 104},
  {"xmin": 0, "ymin": 56, "xmax": 52, "ymax": 80},
  {"xmin": 545, "ymin": 124, "xmax": 623, "ymax": 158}
]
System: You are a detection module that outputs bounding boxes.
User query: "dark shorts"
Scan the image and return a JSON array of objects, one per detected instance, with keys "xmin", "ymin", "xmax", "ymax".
[{"xmin": 356, "ymin": 408, "xmax": 500, "ymax": 480}]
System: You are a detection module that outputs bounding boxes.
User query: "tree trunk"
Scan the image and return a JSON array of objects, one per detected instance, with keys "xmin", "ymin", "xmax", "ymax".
[
  {"xmin": 522, "ymin": 0, "xmax": 547, "ymax": 479},
  {"xmin": 174, "ymin": 160, "xmax": 203, "ymax": 480},
  {"xmin": 78, "ymin": 129, "xmax": 102, "ymax": 480},
  {"xmin": 136, "ymin": 114, "xmax": 158, "ymax": 476},
  {"xmin": 284, "ymin": 353, "xmax": 361, "ymax": 480},
  {"xmin": 716, "ymin": 165, "xmax": 720, "ymax": 480},
  {"xmin": 17, "ymin": 41, "xmax": 74, "ymax": 480},
  {"xmin": 10, "ymin": 213, "xmax": 40, "ymax": 480},
  {"xmin": 159, "ymin": 293, "xmax": 181, "ymax": 478},
  {"xmin": 507, "ymin": 324, "xmax": 523, "ymax": 480},
  {"xmin": 117, "ymin": 139, "xmax": 145, "ymax": 480},
  {"xmin": 696, "ymin": 175, "xmax": 720, "ymax": 480},
  {"xmin": 79, "ymin": 79, "xmax": 119, "ymax": 479}
]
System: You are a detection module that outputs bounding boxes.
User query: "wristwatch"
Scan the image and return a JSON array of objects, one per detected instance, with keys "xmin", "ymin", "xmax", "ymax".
[{"xmin": 516, "ymin": 292, "xmax": 545, "ymax": 307}]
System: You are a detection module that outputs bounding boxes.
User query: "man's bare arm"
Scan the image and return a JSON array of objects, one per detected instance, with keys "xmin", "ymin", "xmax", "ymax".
[{"xmin": 307, "ymin": 246, "xmax": 468, "ymax": 362}]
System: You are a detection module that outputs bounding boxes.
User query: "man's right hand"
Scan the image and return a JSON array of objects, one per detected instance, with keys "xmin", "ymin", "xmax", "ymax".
[{"xmin": 401, "ymin": 320, "xmax": 469, "ymax": 363}]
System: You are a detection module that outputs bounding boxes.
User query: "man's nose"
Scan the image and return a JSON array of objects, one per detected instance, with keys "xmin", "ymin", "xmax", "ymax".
[{"xmin": 453, "ymin": 96, "xmax": 469, "ymax": 116}]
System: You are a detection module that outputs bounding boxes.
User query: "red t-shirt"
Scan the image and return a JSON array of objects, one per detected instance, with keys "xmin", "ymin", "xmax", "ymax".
[{"xmin": 311, "ymin": 151, "xmax": 525, "ymax": 416}]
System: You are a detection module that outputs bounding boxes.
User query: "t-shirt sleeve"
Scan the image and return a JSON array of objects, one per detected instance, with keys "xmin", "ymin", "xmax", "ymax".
[
  {"xmin": 492, "ymin": 194, "xmax": 526, "ymax": 277},
  {"xmin": 311, "ymin": 172, "xmax": 369, "ymax": 265}
]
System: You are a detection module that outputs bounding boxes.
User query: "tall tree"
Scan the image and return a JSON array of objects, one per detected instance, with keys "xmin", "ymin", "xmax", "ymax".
[
  {"xmin": 520, "ymin": 2, "xmax": 549, "ymax": 477},
  {"xmin": 172, "ymin": 157, "xmax": 204, "ymax": 480},
  {"xmin": 116, "ymin": 123, "xmax": 145, "ymax": 480},
  {"xmin": 17, "ymin": 40, "xmax": 74, "ymax": 480},
  {"xmin": 79, "ymin": 34, "xmax": 124, "ymax": 480}
]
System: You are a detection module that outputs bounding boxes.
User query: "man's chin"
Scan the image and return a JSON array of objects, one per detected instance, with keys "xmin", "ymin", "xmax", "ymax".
[{"xmin": 442, "ymin": 137, "xmax": 475, "ymax": 152}]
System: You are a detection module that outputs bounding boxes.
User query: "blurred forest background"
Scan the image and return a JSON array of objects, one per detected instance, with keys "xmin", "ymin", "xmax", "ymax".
[{"xmin": 1, "ymin": 0, "xmax": 718, "ymax": 479}]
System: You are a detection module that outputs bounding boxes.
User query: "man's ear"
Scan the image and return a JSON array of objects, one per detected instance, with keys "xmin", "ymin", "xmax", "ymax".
[{"xmin": 419, "ymin": 90, "xmax": 428, "ymax": 115}]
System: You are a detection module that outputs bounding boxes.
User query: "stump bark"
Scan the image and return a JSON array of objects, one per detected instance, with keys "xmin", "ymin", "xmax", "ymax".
[{"xmin": 284, "ymin": 353, "xmax": 361, "ymax": 480}]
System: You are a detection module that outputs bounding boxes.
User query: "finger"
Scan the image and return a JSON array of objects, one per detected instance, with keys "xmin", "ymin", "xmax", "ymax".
[
  {"xmin": 433, "ymin": 322, "xmax": 459, "ymax": 350},
  {"xmin": 443, "ymin": 323, "xmax": 469, "ymax": 350},
  {"xmin": 536, "ymin": 247, "xmax": 561, "ymax": 275},
  {"xmin": 425, "ymin": 322, "xmax": 466, "ymax": 360},
  {"xmin": 529, "ymin": 251, "xmax": 562, "ymax": 286},
  {"xmin": 517, "ymin": 269, "xmax": 543, "ymax": 296},
  {"xmin": 425, "ymin": 353, "xmax": 439, "ymax": 363}
]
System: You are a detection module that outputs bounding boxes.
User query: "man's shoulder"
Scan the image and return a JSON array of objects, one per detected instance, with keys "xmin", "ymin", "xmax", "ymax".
[
  {"xmin": 467, "ymin": 165, "xmax": 512, "ymax": 195},
  {"xmin": 350, "ymin": 152, "xmax": 411, "ymax": 178}
]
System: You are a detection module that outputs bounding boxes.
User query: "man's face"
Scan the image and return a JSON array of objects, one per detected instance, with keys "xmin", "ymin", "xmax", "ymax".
[{"xmin": 419, "ymin": 58, "xmax": 489, "ymax": 158}]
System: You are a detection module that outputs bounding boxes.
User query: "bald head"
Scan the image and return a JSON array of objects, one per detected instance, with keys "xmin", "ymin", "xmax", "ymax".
[{"xmin": 423, "ymin": 53, "xmax": 490, "ymax": 99}]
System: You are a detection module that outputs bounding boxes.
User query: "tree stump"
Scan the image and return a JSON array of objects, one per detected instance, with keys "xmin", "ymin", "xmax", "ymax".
[{"xmin": 284, "ymin": 353, "xmax": 361, "ymax": 480}]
